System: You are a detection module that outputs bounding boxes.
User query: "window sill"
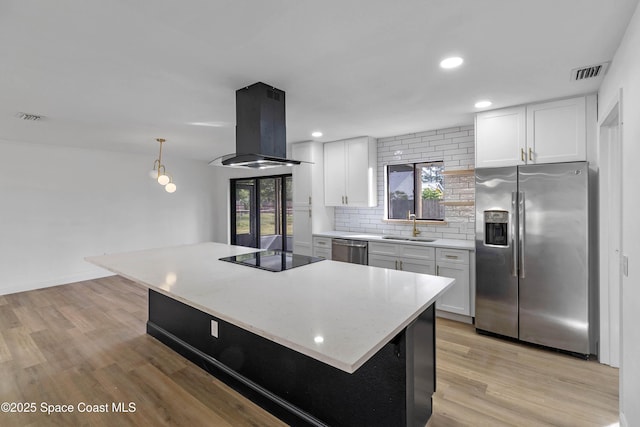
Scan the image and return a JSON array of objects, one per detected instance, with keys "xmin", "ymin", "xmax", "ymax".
[{"xmin": 383, "ymin": 219, "xmax": 448, "ymax": 226}]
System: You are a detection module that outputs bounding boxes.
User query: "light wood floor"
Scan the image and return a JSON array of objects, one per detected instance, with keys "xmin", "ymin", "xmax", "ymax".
[{"xmin": 0, "ymin": 277, "xmax": 618, "ymax": 426}]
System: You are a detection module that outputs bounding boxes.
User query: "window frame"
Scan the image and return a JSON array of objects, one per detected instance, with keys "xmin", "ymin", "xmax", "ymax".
[{"xmin": 384, "ymin": 161, "xmax": 445, "ymax": 222}]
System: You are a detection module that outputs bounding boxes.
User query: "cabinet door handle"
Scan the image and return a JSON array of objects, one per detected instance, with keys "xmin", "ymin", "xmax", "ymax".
[
  {"xmin": 445, "ymin": 255, "xmax": 458, "ymax": 259},
  {"xmin": 345, "ymin": 195, "xmax": 348, "ymax": 205},
  {"xmin": 436, "ymin": 265, "xmax": 439, "ymax": 275},
  {"xmin": 529, "ymin": 147, "xmax": 533, "ymax": 162},
  {"xmin": 341, "ymin": 196, "xmax": 345, "ymax": 204},
  {"xmin": 317, "ymin": 241, "xmax": 326, "ymax": 245},
  {"xmin": 399, "ymin": 261, "xmax": 403, "ymax": 270},
  {"xmin": 521, "ymin": 148, "xmax": 525, "ymax": 162},
  {"xmin": 309, "ymin": 196, "xmax": 312, "ymax": 205},
  {"xmin": 395, "ymin": 260, "xmax": 398, "ymax": 270},
  {"xmin": 309, "ymin": 209, "xmax": 312, "ymax": 218}
]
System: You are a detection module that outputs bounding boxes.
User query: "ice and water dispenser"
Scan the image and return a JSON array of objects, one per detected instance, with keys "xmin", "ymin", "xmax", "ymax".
[{"xmin": 484, "ymin": 210, "xmax": 509, "ymax": 246}]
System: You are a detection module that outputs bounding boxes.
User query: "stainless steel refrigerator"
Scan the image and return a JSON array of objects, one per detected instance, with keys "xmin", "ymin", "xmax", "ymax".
[{"xmin": 475, "ymin": 161, "xmax": 597, "ymax": 356}]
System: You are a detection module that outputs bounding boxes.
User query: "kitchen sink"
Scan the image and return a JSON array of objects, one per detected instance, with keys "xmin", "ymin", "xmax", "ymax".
[{"xmin": 381, "ymin": 235, "xmax": 436, "ymax": 242}]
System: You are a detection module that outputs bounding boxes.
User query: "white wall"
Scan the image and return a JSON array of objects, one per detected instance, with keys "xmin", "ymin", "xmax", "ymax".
[
  {"xmin": 0, "ymin": 139, "xmax": 217, "ymax": 295},
  {"xmin": 598, "ymin": 2, "xmax": 640, "ymax": 425}
]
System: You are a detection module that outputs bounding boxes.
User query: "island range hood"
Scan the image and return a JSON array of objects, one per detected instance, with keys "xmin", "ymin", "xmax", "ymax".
[{"xmin": 216, "ymin": 82, "xmax": 301, "ymax": 169}]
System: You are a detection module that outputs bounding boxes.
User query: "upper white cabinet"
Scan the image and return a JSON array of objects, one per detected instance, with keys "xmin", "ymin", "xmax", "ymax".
[
  {"xmin": 475, "ymin": 106, "xmax": 526, "ymax": 168},
  {"xmin": 526, "ymin": 97, "xmax": 586, "ymax": 164},
  {"xmin": 475, "ymin": 95, "xmax": 592, "ymax": 168},
  {"xmin": 324, "ymin": 136, "xmax": 377, "ymax": 207},
  {"xmin": 292, "ymin": 141, "xmax": 334, "ymax": 256}
]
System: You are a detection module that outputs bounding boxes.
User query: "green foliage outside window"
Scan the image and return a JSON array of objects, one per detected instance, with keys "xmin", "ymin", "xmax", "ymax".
[{"xmin": 422, "ymin": 187, "xmax": 443, "ymax": 200}]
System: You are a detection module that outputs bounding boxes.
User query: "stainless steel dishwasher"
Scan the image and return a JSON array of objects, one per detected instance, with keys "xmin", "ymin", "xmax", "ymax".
[{"xmin": 331, "ymin": 239, "xmax": 368, "ymax": 265}]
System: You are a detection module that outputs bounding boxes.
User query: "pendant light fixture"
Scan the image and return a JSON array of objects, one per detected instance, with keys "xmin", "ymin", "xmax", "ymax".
[{"xmin": 150, "ymin": 138, "xmax": 177, "ymax": 193}]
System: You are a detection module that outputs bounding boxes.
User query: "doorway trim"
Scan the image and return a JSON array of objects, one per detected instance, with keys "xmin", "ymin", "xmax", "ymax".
[{"xmin": 598, "ymin": 88, "xmax": 623, "ymax": 367}]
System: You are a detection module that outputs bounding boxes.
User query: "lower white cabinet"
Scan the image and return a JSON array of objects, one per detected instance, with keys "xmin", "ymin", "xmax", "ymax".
[
  {"xmin": 435, "ymin": 248, "xmax": 470, "ymax": 316},
  {"xmin": 312, "ymin": 236, "xmax": 332, "ymax": 259},
  {"xmin": 368, "ymin": 242, "xmax": 435, "ymax": 274},
  {"xmin": 368, "ymin": 241, "xmax": 472, "ymax": 318}
]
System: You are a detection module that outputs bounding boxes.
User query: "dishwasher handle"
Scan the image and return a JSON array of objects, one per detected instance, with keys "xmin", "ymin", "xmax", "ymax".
[{"xmin": 331, "ymin": 239, "xmax": 368, "ymax": 248}]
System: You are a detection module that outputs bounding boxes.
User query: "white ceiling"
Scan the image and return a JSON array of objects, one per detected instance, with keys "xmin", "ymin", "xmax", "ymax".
[{"xmin": 1, "ymin": 0, "xmax": 638, "ymax": 162}]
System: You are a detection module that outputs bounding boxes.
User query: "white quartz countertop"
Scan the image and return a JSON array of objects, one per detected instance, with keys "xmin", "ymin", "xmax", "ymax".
[
  {"xmin": 313, "ymin": 231, "xmax": 475, "ymax": 250},
  {"xmin": 86, "ymin": 242, "xmax": 454, "ymax": 374}
]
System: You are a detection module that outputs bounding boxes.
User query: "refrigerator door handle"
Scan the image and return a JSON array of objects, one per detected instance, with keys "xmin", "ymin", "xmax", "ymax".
[
  {"xmin": 519, "ymin": 191, "xmax": 526, "ymax": 278},
  {"xmin": 511, "ymin": 191, "xmax": 518, "ymax": 277}
]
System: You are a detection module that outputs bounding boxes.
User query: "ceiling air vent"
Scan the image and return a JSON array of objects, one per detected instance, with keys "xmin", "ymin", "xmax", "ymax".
[
  {"xmin": 16, "ymin": 112, "xmax": 44, "ymax": 121},
  {"xmin": 571, "ymin": 62, "xmax": 610, "ymax": 81}
]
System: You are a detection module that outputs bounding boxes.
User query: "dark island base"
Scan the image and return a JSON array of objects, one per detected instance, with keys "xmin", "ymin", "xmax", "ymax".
[{"xmin": 147, "ymin": 289, "xmax": 436, "ymax": 427}]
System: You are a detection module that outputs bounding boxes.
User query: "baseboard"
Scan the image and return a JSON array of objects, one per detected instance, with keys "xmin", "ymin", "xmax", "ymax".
[
  {"xmin": 147, "ymin": 321, "xmax": 327, "ymax": 427},
  {"xmin": 0, "ymin": 270, "xmax": 115, "ymax": 296},
  {"xmin": 436, "ymin": 310, "xmax": 473, "ymax": 324}
]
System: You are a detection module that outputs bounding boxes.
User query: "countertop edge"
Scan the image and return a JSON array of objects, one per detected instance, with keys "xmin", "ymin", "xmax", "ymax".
[{"xmin": 313, "ymin": 231, "xmax": 475, "ymax": 251}]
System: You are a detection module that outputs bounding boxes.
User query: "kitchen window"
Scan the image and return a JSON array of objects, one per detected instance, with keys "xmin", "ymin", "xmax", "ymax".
[{"xmin": 386, "ymin": 161, "xmax": 445, "ymax": 221}]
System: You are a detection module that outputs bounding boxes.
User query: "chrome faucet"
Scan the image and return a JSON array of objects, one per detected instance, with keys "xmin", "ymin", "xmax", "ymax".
[{"xmin": 408, "ymin": 211, "xmax": 421, "ymax": 237}]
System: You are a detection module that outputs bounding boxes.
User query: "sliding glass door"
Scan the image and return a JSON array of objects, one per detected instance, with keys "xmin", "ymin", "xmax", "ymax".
[{"xmin": 231, "ymin": 174, "xmax": 293, "ymax": 251}]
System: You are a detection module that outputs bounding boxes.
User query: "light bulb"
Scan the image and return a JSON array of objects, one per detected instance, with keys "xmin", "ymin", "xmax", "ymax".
[
  {"xmin": 165, "ymin": 182, "xmax": 177, "ymax": 193},
  {"xmin": 149, "ymin": 169, "xmax": 158, "ymax": 179},
  {"xmin": 158, "ymin": 174, "xmax": 170, "ymax": 185}
]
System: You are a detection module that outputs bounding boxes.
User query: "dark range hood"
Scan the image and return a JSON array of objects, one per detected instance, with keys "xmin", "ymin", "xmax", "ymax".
[{"xmin": 220, "ymin": 82, "xmax": 301, "ymax": 168}]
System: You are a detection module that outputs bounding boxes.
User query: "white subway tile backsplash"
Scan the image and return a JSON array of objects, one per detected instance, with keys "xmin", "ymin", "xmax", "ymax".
[
  {"xmin": 436, "ymin": 126, "xmax": 462, "ymax": 134},
  {"xmin": 440, "ymin": 131, "xmax": 470, "ymax": 139},
  {"xmin": 415, "ymin": 130, "xmax": 438, "ymax": 137},
  {"xmin": 423, "ymin": 134, "xmax": 445, "ymax": 142},
  {"xmin": 335, "ymin": 124, "xmax": 476, "ymax": 240}
]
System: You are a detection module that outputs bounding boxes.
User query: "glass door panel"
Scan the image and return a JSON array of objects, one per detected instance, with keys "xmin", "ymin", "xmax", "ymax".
[
  {"xmin": 259, "ymin": 178, "xmax": 279, "ymax": 249},
  {"xmin": 234, "ymin": 180, "xmax": 257, "ymax": 248},
  {"xmin": 285, "ymin": 176, "xmax": 293, "ymax": 251}
]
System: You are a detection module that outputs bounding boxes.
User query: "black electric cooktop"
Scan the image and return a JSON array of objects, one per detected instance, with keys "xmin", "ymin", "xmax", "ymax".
[{"xmin": 219, "ymin": 250, "xmax": 325, "ymax": 272}]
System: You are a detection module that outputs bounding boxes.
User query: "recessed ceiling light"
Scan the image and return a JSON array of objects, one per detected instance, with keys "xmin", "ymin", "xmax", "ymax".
[
  {"xmin": 311, "ymin": 131, "xmax": 323, "ymax": 138},
  {"xmin": 440, "ymin": 57, "xmax": 464, "ymax": 69},
  {"xmin": 474, "ymin": 100, "xmax": 493, "ymax": 108}
]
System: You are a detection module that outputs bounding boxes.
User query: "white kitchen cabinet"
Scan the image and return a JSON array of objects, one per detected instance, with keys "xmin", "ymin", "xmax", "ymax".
[
  {"xmin": 526, "ymin": 97, "xmax": 586, "ymax": 164},
  {"xmin": 292, "ymin": 142, "xmax": 334, "ymax": 256},
  {"xmin": 368, "ymin": 253, "xmax": 398, "ymax": 270},
  {"xmin": 369, "ymin": 241, "xmax": 473, "ymax": 319},
  {"xmin": 324, "ymin": 136, "xmax": 377, "ymax": 207},
  {"xmin": 435, "ymin": 248, "xmax": 470, "ymax": 316},
  {"xmin": 368, "ymin": 242, "xmax": 435, "ymax": 274},
  {"xmin": 475, "ymin": 106, "xmax": 526, "ymax": 168},
  {"xmin": 312, "ymin": 236, "xmax": 332, "ymax": 259},
  {"xmin": 475, "ymin": 95, "xmax": 592, "ymax": 168}
]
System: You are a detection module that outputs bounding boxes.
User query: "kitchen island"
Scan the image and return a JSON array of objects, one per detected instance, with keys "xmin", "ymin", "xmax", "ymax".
[{"xmin": 86, "ymin": 242, "xmax": 454, "ymax": 426}]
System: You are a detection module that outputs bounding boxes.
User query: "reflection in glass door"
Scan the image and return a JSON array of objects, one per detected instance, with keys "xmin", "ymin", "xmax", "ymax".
[{"xmin": 231, "ymin": 174, "xmax": 293, "ymax": 251}]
